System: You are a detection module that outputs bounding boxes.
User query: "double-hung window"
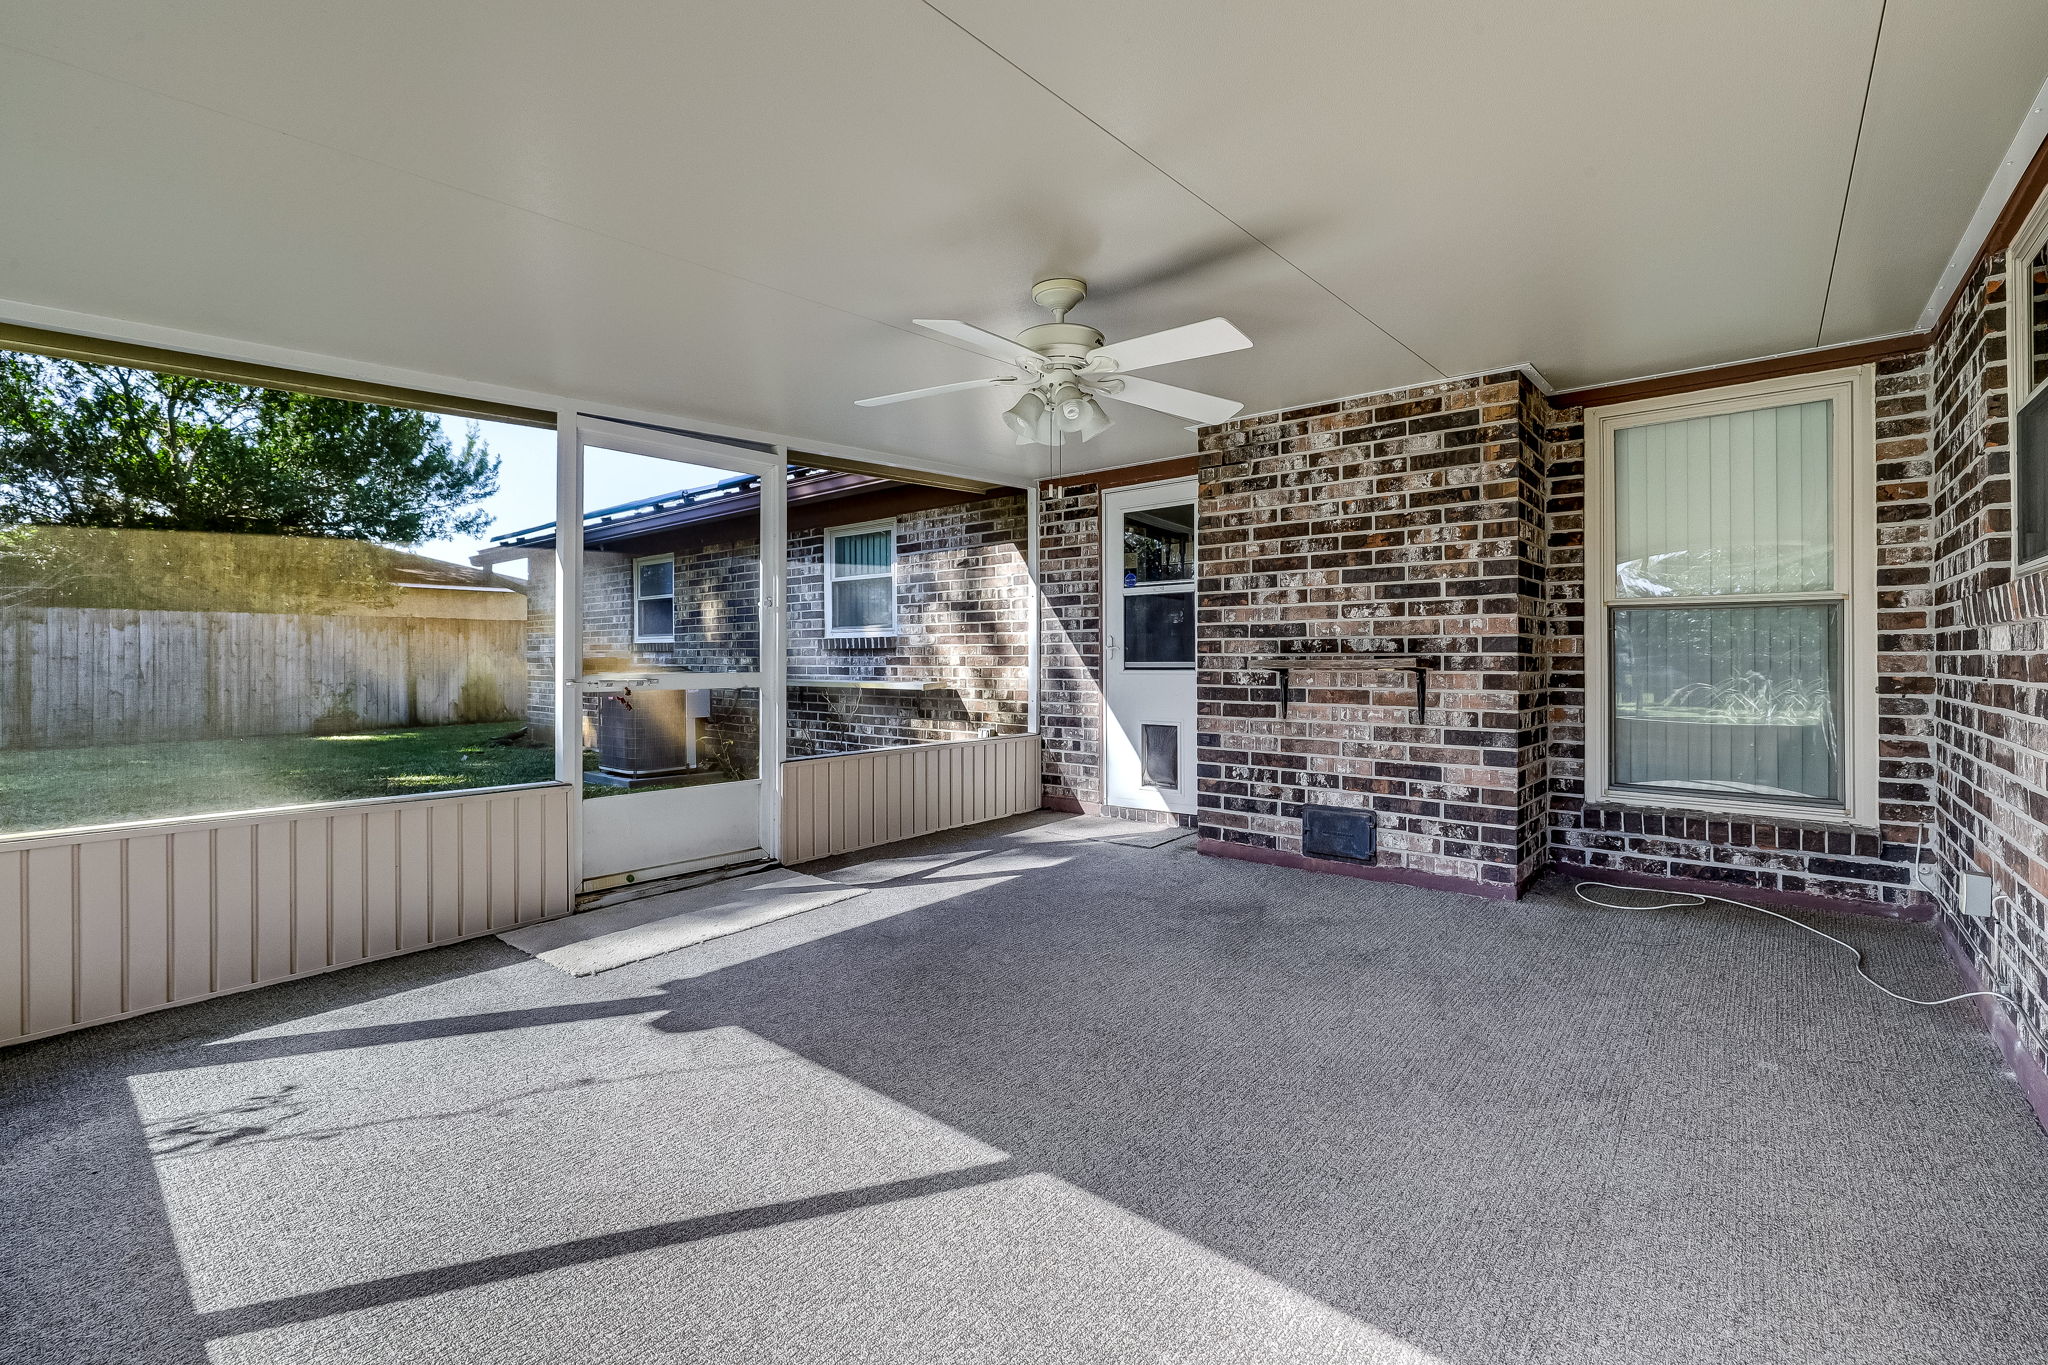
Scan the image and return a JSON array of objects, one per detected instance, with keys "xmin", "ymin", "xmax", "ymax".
[
  {"xmin": 633, "ymin": 554, "xmax": 676, "ymax": 644},
  {"xmin": 826, "ymin": 520, "xmax": 896, "ymax": 635},
  {"xmin": 2011, "ymin": 197, "xmax": 2048, "ymax": 571},
  {"xmin": 1585, "ymin": 368, "xmax": 1874, "ymax": 822}
]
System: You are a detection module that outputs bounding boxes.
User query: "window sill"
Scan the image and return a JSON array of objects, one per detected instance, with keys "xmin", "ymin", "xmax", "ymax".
[{"xmin": 1585, "ymin": 788, "xmax": 1872, "ymax": 832}]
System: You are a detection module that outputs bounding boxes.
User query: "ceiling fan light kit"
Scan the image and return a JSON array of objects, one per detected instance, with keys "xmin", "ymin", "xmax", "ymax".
[{"xmin": 857, "ymin": 277, "xmax": 1253, "ymax": 447}]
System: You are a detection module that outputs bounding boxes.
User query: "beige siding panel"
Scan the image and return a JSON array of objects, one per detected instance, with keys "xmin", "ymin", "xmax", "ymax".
[
  {"xmin": 540, "ymin": 790, "xmax": 570, "ymax": 919},
  {"xmin": 329, "ymin": 812, "xmax": 366, "ymax": 967},
  {"xmin": 291, "ymin": 819, "xmax": 330, "ymax": 975},
  {"xmin": 214, "ymin": 825, "xmax": 255, "ymax": 992},
  {"xmin": 0, "ymin": 785, "xmax": 571, "ymax": 1047},
  {"xmin": 426, "ymin": 803, "xmax": 462, "ymax": 942},
  {"xmin": 488, "ymin": 796, "xmax": 520, "ymax": 930},
  {"xmin": 253, "ymin": 819, "xmax": 295, "ymax": 982},
  {"xmin": 0, "ymin": 850, "xmax": 24, "ymax": 1041},
  {"xmin": 396, "ymin": 803, "xmax": 433, "ymax": 950},
  {"xmin": 24, "ymin": 846, "xmax": 75, "ymax": 1035},
  {"xmin": 170, "ymin": 830, "xmax": 213, "ymax": 1001},
  {"xmin": 362, "ymin": 808, "xmax": 399, "ymax": 959},
  {"xmin": 779, "ymin": 734, "xmax": 1041, "ymax": 864},
  {"xmin": 76, "ymin": 842, "xmax": 123, "ymax": 1025},
  {"xmin": 457, "ymin": 801, "xmax": 493, "ymax": 938},
  {"xmin": 125, "ymin": 835, "xmax": 172, "ymax": 1014}
]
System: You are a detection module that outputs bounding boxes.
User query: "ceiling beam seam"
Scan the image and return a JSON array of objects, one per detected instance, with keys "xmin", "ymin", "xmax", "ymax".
[
  {"xmin": 917, "ymin": 0, "xmax": 1449, "ymax": 379},
  {"xmin": 1815, "ymin": 0, "xmax": 1887, "ymax": 349}
]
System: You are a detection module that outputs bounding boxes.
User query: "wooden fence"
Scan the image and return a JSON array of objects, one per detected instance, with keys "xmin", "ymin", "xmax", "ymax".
[{"xmin": 1, "ymin": 607, "xmax": 529, "ymax": 749}]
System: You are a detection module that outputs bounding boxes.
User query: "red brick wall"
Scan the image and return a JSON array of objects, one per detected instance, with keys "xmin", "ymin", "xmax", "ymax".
[
  {"xmin": 1036, "ymin": 481, "xmax": 1106, "ymax": 807},
  {"xmin": 515, "ymin": 493, "xmax": 1030, "ymax": 757},
  {"xmin": 785, "ymin": 494, "xmax": 1031, "ymax": 755},
  {"xmin": 1191, "ymin": 372, "xmax": 1543, "ymax": 893},
  {"xmin": 1927, "ymin": 249, "xmax": 2048, "ymax": 1075}
]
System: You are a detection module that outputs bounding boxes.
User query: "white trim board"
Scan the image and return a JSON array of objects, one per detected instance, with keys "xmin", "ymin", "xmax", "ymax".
[{"xmin": 0, "ymin": 295, "xmax": 1016, "ymax": 492}]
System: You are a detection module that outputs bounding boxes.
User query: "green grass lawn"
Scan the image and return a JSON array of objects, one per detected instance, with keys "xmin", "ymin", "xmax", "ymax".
[{"xmin": 1, "ymin": 723, "xmax": 556, "ymax": 835}]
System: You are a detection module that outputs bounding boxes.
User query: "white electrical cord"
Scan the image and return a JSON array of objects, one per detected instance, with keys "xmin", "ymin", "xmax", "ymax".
[{"xmin": 1570, "ymin": 880, "xmax": 2020, "ymax": 1010}]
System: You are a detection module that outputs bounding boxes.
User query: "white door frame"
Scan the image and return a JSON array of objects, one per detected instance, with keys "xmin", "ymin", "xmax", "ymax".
[
  {"xmin": 560, "ymin": 415, "xmax": 787, "ymax": 889},
  {"xmin": 1101, "ymin": 476, "xmax": 1199, "ymax": 818}
]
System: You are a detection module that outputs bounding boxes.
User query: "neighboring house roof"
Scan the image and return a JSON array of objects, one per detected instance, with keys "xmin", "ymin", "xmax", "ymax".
[
  {"xmin": 382, "ymin": 548, "xmax": 523, "ymax": 593},
  {"xmin": 480, "ymin": 466, "xmax": 1006, "ymax": 560}
]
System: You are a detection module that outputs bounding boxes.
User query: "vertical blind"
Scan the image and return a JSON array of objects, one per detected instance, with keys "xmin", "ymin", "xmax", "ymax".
[
  {"xmin": 829, "ymin": 528, "xmax": 893, "ymax": 631},
  {"xmin": 1613, "ymin": 400, "xmax": 1832, "ymax": 597},
  {"xmin": 1609, "ymin": 398, "xmax": 1841, "ymax": 804},
  {"xmin": 1611, "ymin": 604, "xmax": 1841, "ymax": 802}
]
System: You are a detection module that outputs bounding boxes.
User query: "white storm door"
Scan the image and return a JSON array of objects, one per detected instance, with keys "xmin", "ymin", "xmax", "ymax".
[
  {"xmin": 1102, "ymin": 479, "xmax": 1198, "ymax": 817},
  {"xmin": 568, "ymin": 417, "xmax": 786, "ymax": 889}
]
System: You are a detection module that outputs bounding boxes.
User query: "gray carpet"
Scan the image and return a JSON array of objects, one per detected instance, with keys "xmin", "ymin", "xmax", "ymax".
[{"xmin": 4, "ymin": 809, "xmax": 2046, "ymax": 1364}]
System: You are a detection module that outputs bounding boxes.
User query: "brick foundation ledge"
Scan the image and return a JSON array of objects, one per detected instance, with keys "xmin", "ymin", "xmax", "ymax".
[
  {"xmin": 1546, "ymin": 863, "xmax": 1936, "ymax": 923},
  {"xmin": 1942, "ymin": 922, "xmax": 2048, "ymax": 1137},
  {"xmin": 1194, "ymin": 837, "xmax": 1525, "ymax": 902}
]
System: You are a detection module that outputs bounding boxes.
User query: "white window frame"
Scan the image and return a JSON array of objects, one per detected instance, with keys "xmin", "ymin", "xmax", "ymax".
[
  {"xmin": 632, "ymin": 552, "xmax": 676, "ymax": 645},
  {"xmin": 824, "ymin": 518, "xmax": 897, "ymax": 636},
  {"xmin": 2008, "ymin": 191, "xmax": 2048, "ymax": 575},
  {"xmin": 1582, "ymin": 365, "xmax": 1878, "ymax": 826}
]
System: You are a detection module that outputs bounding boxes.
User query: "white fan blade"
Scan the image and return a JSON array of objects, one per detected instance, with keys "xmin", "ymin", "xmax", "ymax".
[
  {"xmin": 911, "ymin": 319, "xmax": 1042, "ymax": 367},
  {"xmin": 1099, "ymin": 375, "xmax": 1244, "ymax": 425},
  {"xmin": 1089, "ymin": 317, "xmax": 1251, "ymax": 373},
  {"xmin": 855, "ymin": 376, "xmax": 1015, "ymax": 407}
]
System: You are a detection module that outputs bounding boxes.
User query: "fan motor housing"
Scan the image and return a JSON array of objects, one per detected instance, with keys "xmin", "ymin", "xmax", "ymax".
[{"xmin": 1017, "ymin": 321, "xmax": 1103, "ymax": 362}]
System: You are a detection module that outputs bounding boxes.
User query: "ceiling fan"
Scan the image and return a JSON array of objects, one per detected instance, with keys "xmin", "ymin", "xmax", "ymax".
[{"xmin": 855, "ymin": 277, "xmax": 1252, "ymax": 445}]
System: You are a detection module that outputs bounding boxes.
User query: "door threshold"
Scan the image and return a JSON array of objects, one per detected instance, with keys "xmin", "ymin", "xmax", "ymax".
[{"xmin": 577, "ymin": 851, "xmax": 777, "ymax": 907}]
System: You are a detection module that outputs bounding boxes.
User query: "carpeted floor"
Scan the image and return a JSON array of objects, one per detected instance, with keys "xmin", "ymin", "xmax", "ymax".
[{"xmin": 4, "ymin": 811, "xmax": 2045, "ymax": 1364}]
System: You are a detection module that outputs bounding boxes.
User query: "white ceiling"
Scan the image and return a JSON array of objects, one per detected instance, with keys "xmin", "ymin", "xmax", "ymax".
[{"xmin": 1, "ymin": 1, "xmax": 2044, "ymax": 479}]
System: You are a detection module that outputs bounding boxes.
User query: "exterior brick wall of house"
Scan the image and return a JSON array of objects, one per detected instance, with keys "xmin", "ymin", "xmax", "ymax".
[
  {"xmin": 784, "ymin": 494, "xmax": 1031, "ymax": 756},
  {"xmin": 513, "ymin": 491, "xmax": 1030, "ymax": 762},
  {"xmin": 1191, "ymin": 372, "xmax": 1543, "ymax": 894},
  {"xmin": 1037, "ymin": 481, "xmax": 1106, "ymax": 808},
  {"xmin": 1926, "ymin": 249, "xmax": 2048, "ymax": 1079}
]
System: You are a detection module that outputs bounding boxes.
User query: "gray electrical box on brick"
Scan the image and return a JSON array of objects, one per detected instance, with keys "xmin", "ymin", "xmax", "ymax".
[{"xmin": 1301, "ymin": 805, "xmax": 1377, "ymax": 863}]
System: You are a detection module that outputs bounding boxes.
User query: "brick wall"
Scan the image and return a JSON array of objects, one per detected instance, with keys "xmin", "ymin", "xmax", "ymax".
[
  {"xmin": 1538, "ymin": 356, "xmax": 1941, "ymax": 910},
  {"xmin": 1037, "ymin": 481, "xmax": 1106, "ymax": 807},
  {"xmin": 1926, "ymin": 248, "xmax": 2048, "ymax": 1079},
  {"xmin": 515, "ymin": 493, "xmax": 1030, "ymax": 760},
  {"xmin": 1191, "ymin": 372, "xmax": 1542, "ymax": 895},
  {"xmin": 785, "ymin": 494, "xmax": 1031, "ymax": 756}
]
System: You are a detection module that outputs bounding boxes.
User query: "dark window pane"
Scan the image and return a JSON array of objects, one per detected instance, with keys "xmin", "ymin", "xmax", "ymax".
[
  {"xmin": 831, "ymin": 577, "xmax": 892, "ymax": 631},
  {"xmin": 1123, "ymin": 504, "xmax": 1194, "ymax": 583},
  {"xmin": 1124, "ymin": 592, "xmax": 1194, "ymax": 666},
  {"xmin": 637, "ymin": 558, "xmax": 673, "ymax": 597},
  {"xmin": 1141, "ymin": 724, "xmax": 1179, "ymax": 789},
  {"xmin": 2019, "ymin": 383, "xmax": 2048, "ymax": 567},
  {"xmin": 832, "ymin": 529, "xmax": 891, "ymax": 573},
  {"xmin": 1610, "ymin": 603, "xmax": 1841, "ymax": 804},
  {"xmin": 637, "ymin": 596, "xmax": 674, "ymax": 640}
]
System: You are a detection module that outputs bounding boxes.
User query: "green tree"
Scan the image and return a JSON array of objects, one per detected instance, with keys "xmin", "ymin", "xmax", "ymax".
[{"xmin": 0, "ymin": 353, "xmax": 498, "ymax": 541}]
